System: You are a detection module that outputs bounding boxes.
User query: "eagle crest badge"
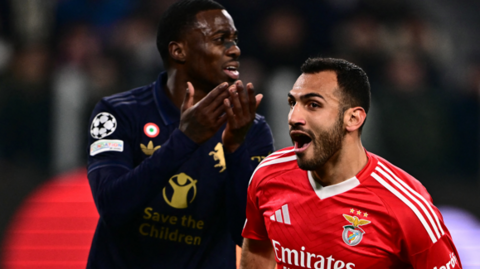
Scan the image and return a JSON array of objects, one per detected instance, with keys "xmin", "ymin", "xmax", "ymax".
[{"xmin": 342, "ymin": 214, "xmax": 371, "ymax": 246}]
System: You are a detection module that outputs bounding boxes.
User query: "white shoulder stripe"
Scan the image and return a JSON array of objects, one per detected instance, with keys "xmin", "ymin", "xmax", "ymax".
[
  {"xmin": 378, "ymin": 162, "xmax": 445, "ymax": 236},
  {"xmin": 375, "ymin": 166, "xmax": 442, "ymax": 240},
  {"xmin": 248, "ymin": 154, "xmax": 297, "ymax": 186},
  {"xmin": 256, "ymin": 148, "xmax": 295, "ymax": 167},
  {"xmin": 265, "ymin": 148, "xmax": 295, "ymax": 158},
  {"xmin": 371, "ymin": 171, "xmax": 438, "ymax": 244}
]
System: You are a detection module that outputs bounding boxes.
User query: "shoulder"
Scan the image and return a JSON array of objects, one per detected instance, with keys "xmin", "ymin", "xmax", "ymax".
[
  {"xmin": 100, "ymin": 83, "xmax": 154, "ymax": 111},
  {"xmin": 368, "ymin": 153, "xmax": 431, "ymax": 200},
  {"xmin": 364, "ymin": 152, "xmax": 444, "ymax": 253},
  {"xmin": 248, "ymin": 147, "xmax": 298, "ymax": 188},
  {"xmin": 91, "ymin": 83, "xmax": 155, "ymax": 123},
  {"xmin": 89, "ymin": 83, "xmax": 155, "ymax": 139}
]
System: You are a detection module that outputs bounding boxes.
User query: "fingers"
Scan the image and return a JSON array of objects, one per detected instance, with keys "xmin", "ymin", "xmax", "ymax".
[
  {"xmin": 198, "ymin": 82, "xmax": 230, "ymax": 109},
  {"xmin": 181, "ymin": 82, "xmax": 195, "ymax": 113},
  {"xmin": 228, "ymin": 82, "xmax": 244, "ymax": 118},
  {"xmin": 255, "ymin": 94, "xmax": 263, "ymax": 109},
  {"xmin": 246, "ymin": 83, "xmax": 257, "ymax": 116},
  {"xmin": 223, "ymin": 98, "xmax": 235, "ymax": 124}
]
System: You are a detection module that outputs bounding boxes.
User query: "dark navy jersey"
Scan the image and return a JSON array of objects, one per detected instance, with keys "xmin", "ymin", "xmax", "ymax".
[{"xmin": 86, "ymin": 72, "xmax": 274, "ymax": 268}]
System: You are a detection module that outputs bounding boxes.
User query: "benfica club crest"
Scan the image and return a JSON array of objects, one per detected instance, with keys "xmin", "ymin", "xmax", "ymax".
[{"xmin": 342, "ymin": 214, "xmax": 371, "ymax": 246}]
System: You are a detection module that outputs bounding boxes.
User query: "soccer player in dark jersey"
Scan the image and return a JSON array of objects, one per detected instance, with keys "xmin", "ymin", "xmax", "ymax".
[
  {"xmin": 86, "ymin": 0, "xmax": 274, "ymax": 268},
  {"xmin": 240, "ymin": 58, "xmax": 461, "ymax": 268}
]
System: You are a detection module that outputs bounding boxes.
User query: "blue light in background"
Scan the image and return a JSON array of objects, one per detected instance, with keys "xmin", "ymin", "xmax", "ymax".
[{"xmin": 439, "ymin": 206, "xmax": 480, "ymax": 268}]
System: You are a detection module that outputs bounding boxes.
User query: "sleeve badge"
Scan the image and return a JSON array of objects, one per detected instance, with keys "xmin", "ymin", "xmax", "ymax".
[{"xmin": 91, "ymin": 112, "xmax": 117, "ymax": 139}]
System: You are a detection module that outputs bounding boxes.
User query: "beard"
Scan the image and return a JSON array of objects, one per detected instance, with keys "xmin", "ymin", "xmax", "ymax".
[{"xmin": 295, "ymin": 111, "xmax": 346, "ymax": 171}]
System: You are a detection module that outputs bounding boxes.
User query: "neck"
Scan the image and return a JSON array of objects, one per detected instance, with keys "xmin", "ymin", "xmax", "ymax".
[
  {"xmin": 164, "ymin": 68, "xmax": 209, "ymax": 109},
  {"xmin": 312, "ymin": 134, "xmax": 368, "ymax": 187}
]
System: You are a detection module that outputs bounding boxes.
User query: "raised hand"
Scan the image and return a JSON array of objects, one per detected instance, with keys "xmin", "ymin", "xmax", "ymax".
[
  {"xmin": 222, "ymin": 81, "xmax": 263, "ymax": 153},
  {"xmin": 179, "ymin": 82, "xmax": 230, "ymax": 144}
]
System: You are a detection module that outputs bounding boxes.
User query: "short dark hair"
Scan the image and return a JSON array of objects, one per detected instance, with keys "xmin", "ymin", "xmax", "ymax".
[
  {"xmin": 301, "ymin": 57, "xmax": 371, "ymax": 131},
  {"xmin": 156, "ymin": 0, "xmax": 224, "ymax": 65}
]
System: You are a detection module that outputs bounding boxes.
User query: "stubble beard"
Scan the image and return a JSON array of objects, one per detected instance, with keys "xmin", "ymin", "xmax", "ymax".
[{"xmin": 296, "ymin": 112, "xmax": 346, "ymax": 171}]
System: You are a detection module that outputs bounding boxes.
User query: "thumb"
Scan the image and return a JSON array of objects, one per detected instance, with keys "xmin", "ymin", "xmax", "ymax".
[{"xmin": 181, "ymin": 82, "xmax": 195, "ymax": 113}]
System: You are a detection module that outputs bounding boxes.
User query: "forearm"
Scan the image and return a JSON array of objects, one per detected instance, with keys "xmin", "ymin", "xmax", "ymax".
[
  {"xmin": 89, "ymin": 129, "xmax": 198, "ymax": 227},
  {"xmin": 240, "ymin": 238, "xmax": 276, "ymax": 269}
]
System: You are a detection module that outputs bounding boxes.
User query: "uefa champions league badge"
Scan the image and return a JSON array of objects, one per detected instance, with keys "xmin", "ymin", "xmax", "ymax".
[
  {"xmin": 91, "ymin": 112, "xmax": 117, "ymax": 139},
  {"xmin": 144, "ymin": 123, "xmax": 160, "ymax": 138},
  {"xmin": 342, "ymin": 211, "xmax": 371, "ymax": 246}
]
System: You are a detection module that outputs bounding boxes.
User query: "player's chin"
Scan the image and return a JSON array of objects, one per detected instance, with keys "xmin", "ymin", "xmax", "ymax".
[{"xmin": 296, "ymin": 158, "xmax": 316, "ymax": 171}]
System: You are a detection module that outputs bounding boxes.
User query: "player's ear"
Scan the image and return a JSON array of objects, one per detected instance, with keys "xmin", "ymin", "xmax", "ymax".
[
  {"xmin": 168, "ymin": 41, "xmax": 186, "ymax": 63},
  {"xmin": 345, "ymin": 106, "xmax": 366, "ymax": 133}
]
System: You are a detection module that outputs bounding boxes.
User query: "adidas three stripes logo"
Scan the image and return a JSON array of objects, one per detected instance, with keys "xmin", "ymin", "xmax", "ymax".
[{"xmin": 270, "ymin": 204, "xmax": 291, "ymax": 225}]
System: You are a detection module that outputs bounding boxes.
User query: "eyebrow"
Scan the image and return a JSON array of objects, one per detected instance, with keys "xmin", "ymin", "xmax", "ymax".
[
  {"xmin": 212, "ymin": 29, "xmax": 238, "ymax": 36},
  {"xmin": 288, "ymin": 92, "xmax": 325, "ymax": 100}
]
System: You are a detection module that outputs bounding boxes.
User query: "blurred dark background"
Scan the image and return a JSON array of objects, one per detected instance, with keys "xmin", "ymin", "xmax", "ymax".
[{"xmin": 0, "ymin": 0, "xmax": 479, "ymax": 267}]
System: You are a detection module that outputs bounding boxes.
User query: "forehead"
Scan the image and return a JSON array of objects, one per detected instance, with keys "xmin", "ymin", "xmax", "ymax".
[
  {"xmin": 193, "ymin": 9, "xmax": 236, "ymax": 35},
  {"xmin": 290, "ymin": 71, "xmax": 339, "ymax": 99}
]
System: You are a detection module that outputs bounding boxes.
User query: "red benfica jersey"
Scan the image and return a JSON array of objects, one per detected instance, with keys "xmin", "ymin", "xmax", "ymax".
[{"xmin": 242, "ymin": 147, "xmax": 462, "ymax": 269}]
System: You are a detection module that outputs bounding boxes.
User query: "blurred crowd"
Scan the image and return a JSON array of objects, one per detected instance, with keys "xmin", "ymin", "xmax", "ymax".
[{"xmin": 0, "ymin": 0, "xmax": 479, "ymax": 235}]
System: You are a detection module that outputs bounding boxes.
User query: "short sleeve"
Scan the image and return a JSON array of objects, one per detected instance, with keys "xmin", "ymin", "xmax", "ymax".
[
  {"xmin": 409, "ymin": 233, "xmax": 462, "ymax": 268},
  {"xmin": 242, "ymin": 177, "xmax": 269, "ymax": 240}
]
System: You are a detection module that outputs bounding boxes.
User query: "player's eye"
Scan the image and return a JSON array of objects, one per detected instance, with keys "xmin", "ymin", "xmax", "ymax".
[
  {"xmin": 215, "ymin": 35, "xmax": 226, "ymax": 43},
  {"xmin": 288, "ymin": 99, "xmax": 296, "ymax": 107},
  {"xmin": 308, "ymin": 102, "xmax": 320, "ymax": 109}
]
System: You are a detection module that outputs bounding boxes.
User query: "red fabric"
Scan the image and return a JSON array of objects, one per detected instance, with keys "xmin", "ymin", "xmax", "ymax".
[
  {"xmin": 243, "ymin": 148, "xmax": 462, "ymax": 268},
  {"xmin": 1, "ymin": 169, "xmax": 98, "ymax": 269}
]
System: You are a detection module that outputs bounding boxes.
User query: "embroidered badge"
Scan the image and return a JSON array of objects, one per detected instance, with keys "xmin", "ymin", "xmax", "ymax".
[
  {"xmin": 140, "ymin": 141, "xmax": 161, "ymax": 156},
  {"xmin": 342, "ymin": 212, "xmax": 371, "ymax": 246},
  {"xmin": 144, "ymin": 123, "xmax": 159, "ymax": 138},
  {"xmin": 209, "ymin": 142, "xmax": 226, "ymax": 172},
  {"xmin": 91, "ymin": 112, "xmax": 117, "ymax": 139},
  {"xmin": 90, "ymin": 139, "xmax": 124, "ymax": 156}
]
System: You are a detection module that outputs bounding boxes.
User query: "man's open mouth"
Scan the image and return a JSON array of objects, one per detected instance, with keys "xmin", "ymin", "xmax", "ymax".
[
  {"xmin": 223, "ymin": 65, "xmax": 239, "ymax": 80},
  {"xmin": 291, "ymin": 132, "xmax": 312, "ymax": 152}
]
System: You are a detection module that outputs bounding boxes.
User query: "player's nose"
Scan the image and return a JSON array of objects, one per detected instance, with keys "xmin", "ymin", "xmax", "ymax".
[
  {"xmin": 226, "ymin": 42, "xmax": 240, "ymax": 58},
  {"xmin": 288, "ymin": 104, "xmax": 306, "ymax": 126}
]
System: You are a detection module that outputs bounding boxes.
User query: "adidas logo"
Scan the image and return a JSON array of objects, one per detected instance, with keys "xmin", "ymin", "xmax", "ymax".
[{"xmin": 270, "ymin": 204, "xmax": 291, "ymax": 224}]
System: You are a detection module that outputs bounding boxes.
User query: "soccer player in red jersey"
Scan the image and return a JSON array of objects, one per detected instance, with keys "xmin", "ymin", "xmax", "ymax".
[{"xmin": 240, "ymin": 57, "xmax": 462, "ymax": 269}]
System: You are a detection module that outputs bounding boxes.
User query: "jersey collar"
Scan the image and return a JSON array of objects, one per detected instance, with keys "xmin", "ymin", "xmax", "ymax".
[
  {"xmin": 307, "ymin": 172, "xmax": 360, "ymax": 199},
  {"xmin": 306, "ymin": 150, "xmax": 376, "ymax": 199},
  {"xmin": 153, "ymin": 72, "xmax": 180, "ymax": 126}
]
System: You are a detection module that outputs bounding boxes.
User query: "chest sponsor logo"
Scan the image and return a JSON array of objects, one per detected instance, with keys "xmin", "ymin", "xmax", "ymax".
[
  {"xmin": 144, "ymin": 123, "xmax": 160, "ymax": 138},
  {"xmin": 90, "ymin": 112, "xmax": 117, "ymax": 139},
  {"xmin": 140, "ymin": 140, "xmax": 161, "ymax": 156},
  {"xmin": 342, "ymin": 210, "xmax": 371, "ymax": 246},
  {"xmin": 433, "ymin": 252, "xmax": 459, "ymax": 269},
  {"xmin": 270, "ymin": 204, "xmax": 291, "ymax": 225},
  {"xmin": 209, "ymin": 142, "xmax": 226, "ymax": 173},
  {"xmin": 272, "ymin": 239, "xmax": 355, "ymax": 269},
  {"xmin": 90, "ymin": 139, "xmax": 124, "ymax": 156},
  {"xmin": 163, "ymin": 173, "xmax": 197, "ymax": 209}
]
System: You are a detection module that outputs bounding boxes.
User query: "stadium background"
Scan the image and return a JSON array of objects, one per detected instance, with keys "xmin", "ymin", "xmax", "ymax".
[{"xmin": 0, "ymin": 0, "xmax": 479, "ymax": 267}]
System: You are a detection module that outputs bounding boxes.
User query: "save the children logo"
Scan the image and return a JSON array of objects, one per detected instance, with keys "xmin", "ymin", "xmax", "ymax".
[
  {"xmin": 342, "ymin": 212, "xmax": 371, "ymax": 246},
  {"xmin": 209, "ymin": 142, "xmax": 226, "ymax": 173},
  {"xmin": 163, "ymin": 173, "xmax": 197, "ymax": 209}
]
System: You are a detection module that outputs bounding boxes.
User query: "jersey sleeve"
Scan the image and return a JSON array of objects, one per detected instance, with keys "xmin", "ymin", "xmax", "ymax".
[
  {"xmin": 409, "ymin": 233, "xmax": 462, "ymax": 268},
  {"xmin": 87, "ymin": 99, "xmax": 199, "ymax": 229},
  {"xmin": 225, "ymin": 114, "xmax": 274, "ymax": 245}
]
